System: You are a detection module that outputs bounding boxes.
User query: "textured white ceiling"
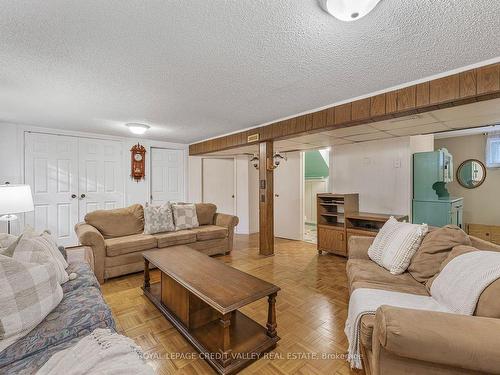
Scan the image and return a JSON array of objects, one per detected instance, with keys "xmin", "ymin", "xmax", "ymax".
[{"xmin": 0, "ymin": 1, "xmax": 499, "ymax": 143}]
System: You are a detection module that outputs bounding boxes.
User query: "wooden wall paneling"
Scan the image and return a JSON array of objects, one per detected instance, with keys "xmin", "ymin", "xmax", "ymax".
[
  {"xmin": 429, "ymin": 74, "xmax": 460, "ymax": 104},
  {"xmin": 459, "ymin": 69, "xmax": 477, "ymax": 98},
  {"xmin": 312, "ymin": 109, "xmax": 328, "ymax": 130},
  {"xmin": 477, "ymin": 64, "xmax": 500, "ymax": 95},
  {"xmin": 397, "ymin": 86, "xmax": 416, "ymax": 112},
  {"xmin": 385, "ymin": 91, "xmax": 398, "ymax": 114},
  {"xmin": 259, "ymin": 141, "xmax": 274, "ymax": 256},
  {"xmin": 334, "ymin": 103, "xmax": 352, "ymax": 125},
  {"xmin": 351, "ymin": 98, "xmax": 371, "ymax": 121},
  {"xmin": 189, "ymin": 64, "xmax": 500, "ymax": 155},
  {"xmin": 370, "ymin": 94, "xmax": 386, "ymax": 117},
  {"xmin": 416, "ymin": 82, "xmax": 430, "ymax": 107}
]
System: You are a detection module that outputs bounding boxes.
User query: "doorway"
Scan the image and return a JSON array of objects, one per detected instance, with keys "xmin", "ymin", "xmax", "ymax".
[
  {"xmin": 202, "ymin": 158, "xmax": 235, "ymax": 215},
  {"xmin": 303, "ymin": 148, "xmax": 330, "ymax": 243}
]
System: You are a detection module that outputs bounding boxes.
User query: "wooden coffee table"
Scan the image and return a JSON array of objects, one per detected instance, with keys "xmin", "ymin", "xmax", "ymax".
[{"xmin": 142, "ymin": 246, "xmax": 280, "ymax": 375}]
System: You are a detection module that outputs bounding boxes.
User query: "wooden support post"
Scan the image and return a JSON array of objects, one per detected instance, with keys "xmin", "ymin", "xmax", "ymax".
[
  {"xmin": 259, "ymin": 141, "xmax": 274, "ymax": 256},
  {"xmin": 219, "ymin": 313, "xmax": 232, "ymax": 366}
]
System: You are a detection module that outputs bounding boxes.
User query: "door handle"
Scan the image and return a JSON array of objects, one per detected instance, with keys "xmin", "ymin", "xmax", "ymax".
[
  {"xmin": 275, "ymin": 194, "xmax": 279, "ymax": 197},
  {"xmin": 71, "ymin": 194, "xmax": 77, "ymax": 199},
  {"xmin": 80, "ymin": 194, "xmax": 86, "ymax": 199},
  {"xmin": 231, "ymin": 195, "xmax": 235, "ymax": 198}
]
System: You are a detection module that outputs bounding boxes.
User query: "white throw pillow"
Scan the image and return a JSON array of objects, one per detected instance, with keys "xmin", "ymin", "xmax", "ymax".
[
  {"xmin": 13, "ymin": 229, "xmax": 69, "ymax": 284},
  {"xmin": 143, "ymin": 203, "xmax": 175, "ymax": 234},
  {"xmin": 368, "ymin": 217, "xmax": 428, "ymax": 275},
  {"xmin": 0, "ymin": 254, "xmax": 63, "ymax": 352},
  {"xmin": 172, "ymin": 204, "xmax": 199, "ymax": 231}
]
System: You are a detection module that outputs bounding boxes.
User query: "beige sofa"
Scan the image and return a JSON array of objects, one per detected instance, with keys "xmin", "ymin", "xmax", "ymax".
[
  {"xmin": 75, "ymin": 203, "xmax": 239, "ymax": 284},
  {"xmin": 347, "ymin": 228, "xmax": 500, "ymax": 375}
]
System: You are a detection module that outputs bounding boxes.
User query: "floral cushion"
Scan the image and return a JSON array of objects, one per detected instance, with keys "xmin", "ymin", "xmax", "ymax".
[
  {"xmin": 61, "ymin": 262, "xmax": 100, "ymax": 294},
  {"xmin": 143, "ymin": 203, "xmax": 175, "ymax": 234},
  {"xmin": 0, "ymin": 283, "xmax": 114, "ymax": 369}
]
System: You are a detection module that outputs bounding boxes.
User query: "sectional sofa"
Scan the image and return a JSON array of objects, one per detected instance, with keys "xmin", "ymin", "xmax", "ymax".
[
  {"xmin": 347, "ymin": 229, "xmax": 500, "ymax": 375},
  {"xmin": 75, "ymin": 203, "xmax": 239, "ymax": 283}
]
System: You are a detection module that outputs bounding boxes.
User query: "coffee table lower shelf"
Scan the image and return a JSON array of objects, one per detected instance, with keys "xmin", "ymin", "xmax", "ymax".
[{"xmin": 142, "ymin": 283, "xmax": 279, "ymax": 375}]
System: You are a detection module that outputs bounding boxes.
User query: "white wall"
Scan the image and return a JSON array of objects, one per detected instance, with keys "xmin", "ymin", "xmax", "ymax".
[
  {"xmin": 248, "ymin": 162, "xmax": 259, "ymax": 234},
  {"xmin": 331, "ymin": 135, "xmax": 434, "ymax": 216},
  {"xmin": 0, "ymin": 122, "xmax": 188, "ymax": 232}
]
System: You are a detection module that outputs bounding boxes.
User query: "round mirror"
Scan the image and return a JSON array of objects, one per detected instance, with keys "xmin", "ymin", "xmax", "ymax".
[{"xmin": 456, "ymin": 159, "xmax": 486, "ymax": 189}]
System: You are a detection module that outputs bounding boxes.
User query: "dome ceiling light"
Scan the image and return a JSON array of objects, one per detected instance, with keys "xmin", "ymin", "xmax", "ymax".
[
  {"xmin": 126, "ymin": 123, "xmax": 150, "ymax": 135},
  {"xmin": 319, "ymin": 0, "xmax": 383, "ymax": 21}
]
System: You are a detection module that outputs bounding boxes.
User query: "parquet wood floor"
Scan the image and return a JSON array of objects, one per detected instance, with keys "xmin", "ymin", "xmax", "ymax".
[{"xmin": 101, "ymin": 234, "xmax": 361, "ymax": 375}]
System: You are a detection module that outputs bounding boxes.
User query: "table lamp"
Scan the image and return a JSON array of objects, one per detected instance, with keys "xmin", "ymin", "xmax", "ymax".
[{"xmin": 0, "ymin": 184, "xmax": 34, "ymax": 234}]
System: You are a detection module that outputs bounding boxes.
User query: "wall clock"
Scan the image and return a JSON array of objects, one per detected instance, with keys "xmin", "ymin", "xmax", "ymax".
[{"xmin": 130, "ymin": 143, "xmax": 146, "ymax": 182}]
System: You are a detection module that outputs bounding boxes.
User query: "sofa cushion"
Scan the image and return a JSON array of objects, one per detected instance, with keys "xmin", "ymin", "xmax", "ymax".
[
  {"xmin": 0, "ymin": 285, "xmax": 114, "ymax": 368},
  {"xmin": 192, "ymin": 225, "xmax": 228, "ymax": 241},
  {"xmin": 408, "ymin": 225, "xmax": 471, "ymax": 284},
  {"xmin": 154, "ymin": 230, "xmax": 197, "ymax": 248},
  {"xmin": 143, "ymin": 203, "xmax": 174, "ymax": 234},
  {"xmin": 105, "ymin": 233, "xmax": 157, "ymax": 257},
  {"xmin": 195, "ymin": 203, "xmax": 217, "ymax": 225},
  {"xmin": 426, "ymin": 245, "xmax": 500, "ymax": 318},
  {"xmin": 85, "ymin": 204, "xmax": 144, "ymax": 238},
  {"xmin": 347, "ymin": 259, "xmax": 429, "ymax": 296},
  {"xmin": 172, "ymin": 204, "xmax": 199, "ymax": 231}
]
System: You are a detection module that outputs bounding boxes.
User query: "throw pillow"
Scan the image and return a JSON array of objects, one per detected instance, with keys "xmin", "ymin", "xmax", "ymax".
[
  {"xmin": 13, "ymin": 229, "xmax": 69, "ymax": 284},
  {"xmin": 0, "ymin": 254, "xmax": 63, "ymax": 352},
  {"xmin": 143, "ymin": 203, "xmax": 175, "ymax": 234},
  {"xmin": 368, "ymin": 217, "xmax": 428, "ymax": 275},
  {"xmin": 0, "ymin": 234, "xmax": 22, "ymax": 257},
  {"xmin": 172, "ymin": 204, "xmax": 199, "ymax": 231},
  {"xmin": 408, "ymin": 225, "xmax": 471, "ymax": 283}
]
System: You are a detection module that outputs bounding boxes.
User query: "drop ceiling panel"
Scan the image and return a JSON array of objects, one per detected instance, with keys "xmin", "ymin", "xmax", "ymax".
[
  {"xmin": 324, "ymin": 124, "xmax": 379, "ymax": 137},
  {"xmin": 344, "ymin": 132, "xmax": 394, "ymax": 142},
  {"xmin": 386, "ymin": 123, "xmax": 450, "ymax": 136},
  {"xmin": 431, "ymin": 99, "xmax": 500, "ymax": 121},
  {"xmin": 371, "ymin": 113, "xmax": 439, "ymax": 130}
]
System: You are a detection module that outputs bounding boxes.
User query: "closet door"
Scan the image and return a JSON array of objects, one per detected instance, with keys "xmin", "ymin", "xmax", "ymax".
[
  {"xmin": 78, "ymin": 138, "xmax": 124, "ymax": 221},
  {"xmin": 202, "ymin": 158, "xmax": 235, "ymax": 215},
  {"xmin": 25, "ymin": 133, "xmax": 79, "ymax": 246},
  {"xmin": 150, "ymin": 148, "xmax": 185, "ymax": 205}
]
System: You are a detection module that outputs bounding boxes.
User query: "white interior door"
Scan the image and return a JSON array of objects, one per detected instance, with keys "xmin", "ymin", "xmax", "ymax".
[
  {"xmin": 202, "ymin": 158, "xmax": 235, "ymax": 214},
  {"xmin": 274, "ymin": 151, "xmax": 304, "ymax": 240},
  {"xmin": 78, "ymin": 138, "xmax": 124, "ymax": 221},
  {"xmin": 25, "ymin": 133, "xmax": 79, "ymax": 246},
  {"xmin": 150, "ymin": 148, "xmax": 185, "ymax": 204}
]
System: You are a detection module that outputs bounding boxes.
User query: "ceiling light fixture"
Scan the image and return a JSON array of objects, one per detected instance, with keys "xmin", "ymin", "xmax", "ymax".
[
  {"xmin": 318, "ymin": 0, "xmax": 382, "ymax": 21},
  {"xmin": 126, "ymin": 123, "xmax": 150, "ymax": 135}
]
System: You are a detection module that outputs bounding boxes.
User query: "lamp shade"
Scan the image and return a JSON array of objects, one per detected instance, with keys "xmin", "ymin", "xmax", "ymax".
[{"xmin": 0, "ymin": 185, "xmax": 34, "ymax": 215}]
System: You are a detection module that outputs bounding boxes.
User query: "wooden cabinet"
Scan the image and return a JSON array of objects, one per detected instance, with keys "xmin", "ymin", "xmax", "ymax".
[
  {"xmin": 318, "ymin": 225, "xmax": 346, "ymax": 256},
  {"xmin": 468, "ymin": 224, "xmax": 500, "ymax": 245}
]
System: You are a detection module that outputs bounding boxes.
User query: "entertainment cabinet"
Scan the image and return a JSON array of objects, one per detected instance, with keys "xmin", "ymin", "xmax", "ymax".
[{"xmin": 317, "ymin": 193, "xmax": 407, "ymax": 257}]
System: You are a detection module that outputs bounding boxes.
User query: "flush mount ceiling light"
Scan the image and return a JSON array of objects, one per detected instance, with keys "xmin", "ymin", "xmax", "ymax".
[
  {"xmin": 319, "ymin": 0, "xmax": 382, "ymax": 21},
  {"xmin": 126, "ymin": 123, "xmax": 150, "ymax": 135}
]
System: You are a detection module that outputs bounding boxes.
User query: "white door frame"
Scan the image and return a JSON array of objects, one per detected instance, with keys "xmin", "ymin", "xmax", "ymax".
[{"xmin": 201, "ymin": 157, "xmax": 236, "ymax": 215}]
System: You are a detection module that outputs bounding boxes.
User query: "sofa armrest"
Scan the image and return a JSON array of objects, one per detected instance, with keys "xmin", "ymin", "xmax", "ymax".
[
  {"xmin": 214, "ymin": 213, "xmax": 239, "ymax": 229},
  {"xmin": 75, "ymin": 222, "xmax": 106, "ymax": 284},
  {"xmin": 214, "ymin": 213, "xmax": 239, "ymax": 253},
  {"xmin": 373, "ymin": 306, "xmax": 500, "ymax": 374},
  {"xmin": 348, "ymin": 236, "xmax": 374, "ymax": 260}
]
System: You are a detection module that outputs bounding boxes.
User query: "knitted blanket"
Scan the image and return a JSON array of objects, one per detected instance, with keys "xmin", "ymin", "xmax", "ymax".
[{"xmin": 36, "ymin": 329, "xmax": 153, "ymax": 375}]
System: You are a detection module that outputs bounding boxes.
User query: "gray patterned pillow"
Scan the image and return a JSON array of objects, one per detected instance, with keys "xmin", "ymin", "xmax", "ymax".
[
  {"xmin": 144, "ymin": 203, "xmax": 175, "ymax": 234},
  {"xmin": 172, "ymin": 204, "xmax": 199, "ymax": 231}
]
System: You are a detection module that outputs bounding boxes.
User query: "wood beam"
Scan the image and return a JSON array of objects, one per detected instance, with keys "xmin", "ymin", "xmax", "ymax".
[
  {"xmin": 259, "ymin": 141, "xmax": 274, "ymax": 256},
  {"xmin": 189, "ymin": 62, "xmax": 500, "ymax": 156}
]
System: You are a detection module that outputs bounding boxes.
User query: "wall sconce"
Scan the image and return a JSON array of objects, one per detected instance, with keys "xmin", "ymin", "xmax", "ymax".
[{"xmin": 250, "ymin": 152, "xmax": 287, "ymax": 170}]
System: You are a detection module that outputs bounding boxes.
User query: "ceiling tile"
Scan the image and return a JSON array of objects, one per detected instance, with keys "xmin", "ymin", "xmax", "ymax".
[
  {"xmin": 344, "ymin": 132, "xmax": 394, "ymax": 142},
  {"xmin": 386, "ymin": 123, "xmax": 450, "ymax": 136},
  {"xmin": 371, "ymin": 113, "xmax": 439, "ymax": 130},
  {"xmin": 431, "ymin": 98, "xmax": 500, "ymax": 122},
  {"xmin": 324, "ymin": 124, "xmax": 379, "ymax": 137}
]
